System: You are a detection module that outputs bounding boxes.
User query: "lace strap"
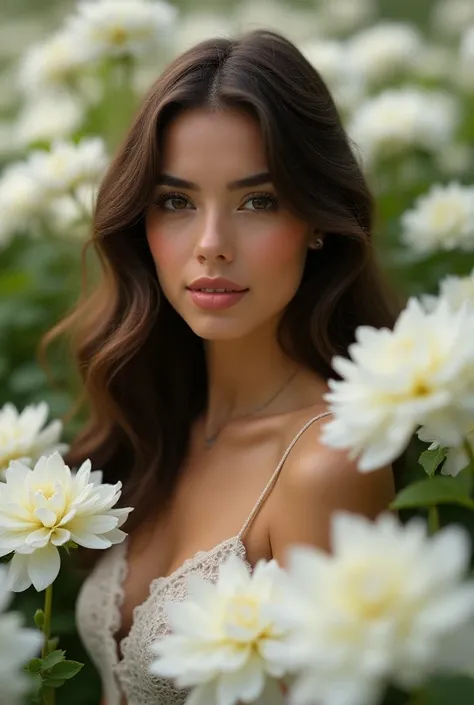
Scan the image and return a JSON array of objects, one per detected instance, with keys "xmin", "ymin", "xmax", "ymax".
[{"xmin": 237, "ymin": 410, "xmax": 333, "ymax": 541}]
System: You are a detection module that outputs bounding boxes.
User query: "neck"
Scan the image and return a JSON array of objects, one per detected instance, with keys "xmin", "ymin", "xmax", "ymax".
[{"xmin": 203, "ymin": 324, "xmax": 298, "ymax": 439}]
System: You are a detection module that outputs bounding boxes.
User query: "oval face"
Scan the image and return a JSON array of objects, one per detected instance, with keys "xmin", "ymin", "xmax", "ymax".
[{"xmin": 146, "ymin": 107, "xmax": 311, "ymax": 341}]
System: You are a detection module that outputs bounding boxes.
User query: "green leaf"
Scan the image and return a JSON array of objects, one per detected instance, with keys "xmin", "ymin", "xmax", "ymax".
[
  {"xmin": 34, "ymin": 609, "xmax": 45, "ymax": 630},
  {"xmin": 25, "ymin": 658, "xmax": 43, "ymax": 674},
  {"xmin": 47, "ymin": 660, "xmax": 84, "ymax": 681},
  {"xmin": 390, "ymin": 475, "xmax": 474, "ymax": 510},
  {"xmin": 419, "ymin": 447, "xmax": 447, "ymax": 477},
  {"xmin": 62, "ymin": 540, "xmax": 78, "ymax": 555},
  {"xmin": 41, "ymin": 650, "xmax": 66, "ymax": 671},
  {"xmin": 41, "ymin": 678, "xmax": 66, "ymax": 689}
]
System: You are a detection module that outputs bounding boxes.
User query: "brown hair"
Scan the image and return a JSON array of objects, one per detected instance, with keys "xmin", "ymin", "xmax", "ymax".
[{"xmin": 41, "ymin": 30, "xmax": 403, "ymax": 549}]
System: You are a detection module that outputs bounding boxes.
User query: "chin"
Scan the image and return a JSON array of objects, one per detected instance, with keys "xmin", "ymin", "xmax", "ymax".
[{"xmin": 187, "ymin": 319, "xmax": 256, "ymax": 341}]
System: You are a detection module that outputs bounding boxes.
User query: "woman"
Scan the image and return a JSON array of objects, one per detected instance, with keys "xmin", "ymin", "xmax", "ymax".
[{"xmin": 44, "ymin": 29, "xmax": 398, "ymax": 705}]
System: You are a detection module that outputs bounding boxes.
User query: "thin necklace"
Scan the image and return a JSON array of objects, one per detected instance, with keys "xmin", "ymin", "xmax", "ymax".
[{"xmin": 204, "ymin": 366, "xmax": 300, "ymax": 449}]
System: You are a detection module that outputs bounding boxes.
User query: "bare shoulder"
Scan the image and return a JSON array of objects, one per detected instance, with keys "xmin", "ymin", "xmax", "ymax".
[{"xmin": 269, "ymin": 408, "xmax": 395, "ymax": 563}]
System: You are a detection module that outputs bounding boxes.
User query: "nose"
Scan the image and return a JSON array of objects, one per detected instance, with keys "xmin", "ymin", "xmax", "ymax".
[{"xmin": 194, "ymin": 210, "xmax": 234, "ymax": 264}]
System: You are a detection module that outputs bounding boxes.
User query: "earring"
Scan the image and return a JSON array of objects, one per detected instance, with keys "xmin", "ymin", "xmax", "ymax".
[{"xmin": 309, "ymin": 237, "xmax": 324, "ymax": 250}]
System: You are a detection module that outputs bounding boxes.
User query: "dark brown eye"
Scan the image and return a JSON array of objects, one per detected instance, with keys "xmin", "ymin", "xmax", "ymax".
[
  {"xmin": 242, "ymin": 194, "xmax": 279, "ymax": 212},
  {"xmin": 153, "ymin": 192, "xmax": 192, "ymax": 211}
]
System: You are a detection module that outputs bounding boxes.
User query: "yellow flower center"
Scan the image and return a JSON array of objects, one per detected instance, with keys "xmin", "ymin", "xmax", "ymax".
[
  {"xmin": 226, "ymin": 595, "xmax": 260, "ymax": 631},
  {"xmin": 107, "ymin": 26, "xmax": 128, "ymax": 46},
  {"xmin": 339, "ymin": 560, "xmax": 402, "ymax": 620}
]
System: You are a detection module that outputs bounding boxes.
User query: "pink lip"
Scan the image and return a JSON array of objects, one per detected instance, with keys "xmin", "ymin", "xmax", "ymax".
[
  {"xmin": 186, "ymin": 277, "xmax": 249, "ymax": 310},
  {"xmin": 187, "ymin": 289, "xmax": 248, "ymax": 310},
  {"xmin": 187, "ymin": 277, "xmax": 247, "ymax": 292}
]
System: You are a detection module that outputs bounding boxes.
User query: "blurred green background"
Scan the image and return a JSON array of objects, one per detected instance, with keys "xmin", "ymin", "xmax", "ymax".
[{"xmin": 1, "ymin": 1, "xmax": 473, "ymax": 704}]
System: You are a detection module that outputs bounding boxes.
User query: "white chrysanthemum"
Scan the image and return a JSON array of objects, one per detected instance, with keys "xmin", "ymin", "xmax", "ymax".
[
  {"xmin": 0, "ymin": 566, "xmax": 42, "ymax": 705},
  {"xmin": 320, "ymin": 296, "xmax": 474, "ymax": 471},
  {"xmin": 150, "ymin": 555, "xmax": 288, "ymax": 705},
  {"xmin": 173, "ymin": 12, "xmax": 234, "ymax": 54},
  {"xmin": 317, "ymin": 0, "xmax": 376, "ymax": 35},
  {"xmin": 0, "ymin": 452, "xmax": 132, "ymax": 592},
  {"xmin": 423, "ymin": 269, "xmax": 474, "ymax": 314},
  {"xmin": 0, "ymin": 163, "xmax": 46, "ymax": 249},
  {"xmin": 401, "ymin": 182, "xmax": 474, "ymax": 254},
  {"xmin": 432, "ymin": 0, "xmax": 474, "ymax": 37},
  {"xmin": 18, "ymin": 29, "xmax": 89, "ymax": 96},
  {"xmin": 0, "ymin": 402, "xmax": 68, "ymax": 479},
  {"xmin": 417, "ymin": 424, "xmax": 474, "ymax": 478},
  {"xmin": 49, "ymin": 183, "xmax": 97, "ymax": 238},
  {"xmin": 349, "ymin": 88, "xmax": 458, "ymax": 165},
  {"xmin": 301, "ymin": 40, "xmax": 366, "ymax": 113},
  {"xmin": 15, "ymin": 92, "xmax": 84, "ymax": 147},
  {"xmin": 65, "ymin": 0, "xmax": 177, "ymax": 62},
  {"xmin": 347, "ymin": 22, "xmax": 423, "ymax": 85},
  {"xmin": 234, "ymin": 0, "xmax": 317, "ymax": 43},
  {"xmin": 28, "ymin": 137, "xmax": 108, "ymax": 199},
  {"xmin": 266, "ymin": 512, "xmax": 474, "ymax": 705}
]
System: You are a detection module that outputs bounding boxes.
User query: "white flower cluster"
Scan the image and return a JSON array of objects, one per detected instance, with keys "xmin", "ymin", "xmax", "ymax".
[
  {"xmin": 300, "ymin": 21, "xmax": 426, "ymax": 114},
  {"xmin": 0, "ymin": 566, "xmax": 42, "ymax": 705},
  {"xmin": 0, "ymin": 137, "xmax": 107, "ymax": 248},
  {"xmin": 0, "ymin": 402, "xmax": 68, "ymax": 478},
  {"xmin": 349, "ymin": 88, "xmax": 458, "ymax": 166},
  {"xmin": 19, "ymin": 0, "xmax": 177, "ymax": 96},
  {"xmin": 401, "ymin": 182, "xmax": 474, "ymax": 254},
  {"xmin": 346, "ymin": 22, "xmax": 423, "ymax": 86},
  {"xmin": 320, "ymin": 296, "xmax": 474, "ymax": 472},
  {"xmin": 150, "ymin": 512, "xmax": 474, "ymax": 705},
  {"xmin": 0, "ymin": 452, "xmax": 133, "ymax": 592},
  {"xmin": 431, "ymin": 0, "xmax": 474, "ymax": 37}
]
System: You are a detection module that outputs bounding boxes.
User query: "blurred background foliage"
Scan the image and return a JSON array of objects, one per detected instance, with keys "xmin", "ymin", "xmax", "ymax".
[{"xmin": 0, "ymin": 0, "xmax": 473, "ymax": 704}]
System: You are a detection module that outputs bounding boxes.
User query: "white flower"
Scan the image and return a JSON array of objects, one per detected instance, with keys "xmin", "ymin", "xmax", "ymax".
[
  {"xmin": 0, "ymin": 402, "xmax": 68, "ymax": 479},
  {"xmin": 347, "ymin": 22, "xmax": 423, "ymax": 85},
  {"xmin": 173, "ymin": 12, "xmax": 234, "ymax": 54},
  {"xmin": 150, "ymin": 555, "xmax": 288, "ymax": 705},
  {"xmin": 349, "ymin": 88, "xmax": 458, "ymax": 165},
  {"xmin": 320, "ymin": 296, "xmax": 474, "ymax": 471},
  {"xmin": 267, "ymin": 512, "xmax": 474, "ymax": 705},
  {"xmin": 417, "ymin": 425, "xmax": 474, "ymax": 478},
  {"xmin": 0, "ymin": 452, "xmax": 132, "ymax": 592},
  {"xmin": 15, "ymin": 92, "xmax": 84, "ymax": 147},
  {"xmin": 28, "ymin": 137, "xmax": 108, "ymax": 199},
  {"xmin": 0, "ymin": 163, "xmax": 46, "ymax": 248},
  {"xmin": 401, "ymin": 182, "xmax": 474, "ymax": 254},
  {"xmin": 49, "ymin": 183, "xmax": 97, "ymax": 238},
  {"xmin": 301, "ymin": 40, "xmax": 366, "ymax": 113},
  {"xmin": 0, "ymin": 566, "xmax": 42, "ymax": 705},
  {"xmin": 234, "ymin": 0, "xmax": 316, "ymax": 43},
  {"xmin": 431, "ymin": 0, "xmax": 474, "ymax": 37},
  {"xmin": 65, "ymin": 0, "xmax": 178, "ymax": 62},
  {"xmin": 18, "ymin": 29, "xmax": 90, "ymax": 96},
  {"xmin": 422, "ymin": 269, "xmax": 474, "ymax": 314},
  {"xmin": 317, "ymin": 0, "xmax": 376, "ymax": 35},
  {"xmin": 414, "ymin": 44, "xmax": 455, "ymax": 82}
]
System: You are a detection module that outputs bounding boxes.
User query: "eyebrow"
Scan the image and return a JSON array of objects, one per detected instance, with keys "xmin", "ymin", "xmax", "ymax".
[{"xmin": 156, "ymin": 172, "xmax": 273, "ymax": 191}]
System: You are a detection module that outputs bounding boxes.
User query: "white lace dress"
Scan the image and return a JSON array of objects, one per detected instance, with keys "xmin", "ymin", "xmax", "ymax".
[{"xmin": 75, "ymin": 411, "xmax": 332, "ymax": 705}]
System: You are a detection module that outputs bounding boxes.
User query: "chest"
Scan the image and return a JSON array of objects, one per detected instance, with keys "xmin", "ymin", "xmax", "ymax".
[{"xmin": 116, "ymin": 428, "xmax": 281, "ymax": 642}]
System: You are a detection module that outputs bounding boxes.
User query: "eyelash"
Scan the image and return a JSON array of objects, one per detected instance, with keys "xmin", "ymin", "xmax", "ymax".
[{"xmin": 153, "ymin": 191, "xmax": 280, "ymax": 213}]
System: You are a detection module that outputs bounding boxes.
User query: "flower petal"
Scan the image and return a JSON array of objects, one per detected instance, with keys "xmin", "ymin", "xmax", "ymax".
[{"xmin": 27, "ymin": 544, "xmax": 60, "ymax": 591}]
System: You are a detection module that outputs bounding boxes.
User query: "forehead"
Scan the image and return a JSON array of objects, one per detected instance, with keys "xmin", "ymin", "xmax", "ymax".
[{"xmin": 159, "ymin": 108, "xmax": 268, "ymax": 179}]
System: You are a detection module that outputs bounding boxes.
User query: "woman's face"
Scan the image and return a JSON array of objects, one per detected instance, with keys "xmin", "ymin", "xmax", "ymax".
[{"xmin": 146, "ymin": 107, "xmax": 312, "ymax": 341}]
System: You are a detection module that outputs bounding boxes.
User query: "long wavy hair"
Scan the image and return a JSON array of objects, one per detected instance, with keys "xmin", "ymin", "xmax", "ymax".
[{"xmin": 41, "ymin": 30, "xmax": 403, "ymax": 551}]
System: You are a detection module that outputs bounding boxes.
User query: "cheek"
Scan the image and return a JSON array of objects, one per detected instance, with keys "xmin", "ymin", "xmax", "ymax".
[
  {"xmin": 146, "ymin": 225, "xmax": 187, "ymax": 276},
  {"xmin": 249, "ymin": 224, "xmax": 307, "ymax": 275}
]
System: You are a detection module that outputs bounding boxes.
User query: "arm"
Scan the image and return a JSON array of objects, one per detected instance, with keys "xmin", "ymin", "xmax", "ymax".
[{"xmin": 269, "ymin": 426, "xmax": 395, "ymax": 563}]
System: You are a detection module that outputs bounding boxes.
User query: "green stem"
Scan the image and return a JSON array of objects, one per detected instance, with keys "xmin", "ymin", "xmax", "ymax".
[
  {"xmin": 42, "ymin": 584, "xmax": 55, "ymax": 705},
  {"xmin": 428, "ymin": 504, "xmax": 440, "ymax": 534}
]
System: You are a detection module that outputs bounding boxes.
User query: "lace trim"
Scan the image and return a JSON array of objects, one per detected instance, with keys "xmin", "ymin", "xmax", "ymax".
[{"xmin": 114, "ymin": 536, "xmax": 251, "ymax": 704}]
